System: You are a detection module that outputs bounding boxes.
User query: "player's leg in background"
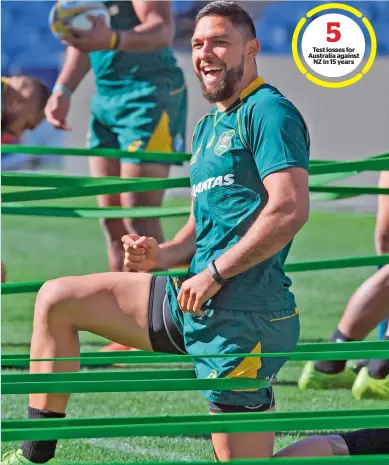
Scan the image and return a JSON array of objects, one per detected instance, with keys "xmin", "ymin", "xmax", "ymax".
[
  {"xmin": 120, "ymin": 84, "xmax": 187, "ymax": 244},
  {"xmin": 88, "ymin": 113, "xmax": 128, "ymax": 272},
  {"xmin": 337, "ymin": 265, "xmax": 389, "ymax": 339},
  {"xmin": 274, "ymin": 434, "xmax": 349, "ymax": 457},
  {"xmin": 352, "ymin": 319, "xmax": 389, "ymax": 400},
  {"xmin": 275, "ymin": 429, "xmax": 389, "ymax": 457},
  {"xmin": 376, "ymin": 170, "xmax": 389, "ymax": 339},
  {"xmin": 299, "ymin": 172, "xmax": 389, "ymax": 390},
  {"xmin": 15, "ymin": 271, "xmax": 153, "ymax": 463},
  {"xmin": 121, "ymin": 161, "xmax": 170, "ymax": 244},
  {"xmin": 299, "ymin": 265, "xmax": 389, "ymax": 390}
]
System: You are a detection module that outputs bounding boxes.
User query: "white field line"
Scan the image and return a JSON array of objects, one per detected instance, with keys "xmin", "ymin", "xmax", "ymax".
[{"xmin": 87, "ymin": 437, "xmax": 196, "ymax": 462}]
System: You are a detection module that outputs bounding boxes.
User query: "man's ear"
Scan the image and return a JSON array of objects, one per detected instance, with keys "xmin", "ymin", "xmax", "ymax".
[{"xmin": 247, "ymin": 38, "xmax": 260, "ymax": 59}]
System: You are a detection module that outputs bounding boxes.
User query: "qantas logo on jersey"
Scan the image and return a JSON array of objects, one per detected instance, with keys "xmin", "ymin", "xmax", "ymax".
[{"xmin": 191, "ymin": 174, "xmax": 234, "ymax": 197}]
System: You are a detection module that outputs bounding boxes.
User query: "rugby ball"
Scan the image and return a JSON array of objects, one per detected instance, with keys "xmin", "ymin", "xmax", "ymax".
[{"xmin": 49, "ymin": 0, "xmax": 111, "ymax": 40}]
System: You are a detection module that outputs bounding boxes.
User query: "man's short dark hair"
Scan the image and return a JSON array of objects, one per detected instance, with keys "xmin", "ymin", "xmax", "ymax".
[{"xmin": 195, "ymin": 1, "xmax": 256, "ymax": 40}]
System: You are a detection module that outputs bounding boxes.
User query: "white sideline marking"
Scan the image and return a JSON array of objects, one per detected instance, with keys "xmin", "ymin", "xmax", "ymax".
[{"xmin": 87, "ymin": 438, "xmax": 195, "ymax": 462}]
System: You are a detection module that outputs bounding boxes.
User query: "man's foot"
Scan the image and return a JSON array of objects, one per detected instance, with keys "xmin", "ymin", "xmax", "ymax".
[
  {"xmin": 99, "ymin": 341, "xmax": 137, "ymax": 352},
  {"xmin": 298, "ymin": 361, "xmax": 357, "ymax": 390},
  {"xmin": 2, "ymin": 449, "xmax": 56, "ymax": 465},
  {"xmin": 352, "ymin": 366, "xmax": 389, "ymax": 400},
  {"xmin": 346, "ymin": 359, "xmax": 368, "ymax": 374}
]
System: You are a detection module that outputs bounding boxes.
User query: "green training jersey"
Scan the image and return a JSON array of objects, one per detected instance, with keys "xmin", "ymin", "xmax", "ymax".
[
  {"xmin": 167, "ymin": 77, "xmax": 310, "ymax": 313},
  {"xmin": 89, "ymin": 1, "xmax": 184, "ymax": 91}
]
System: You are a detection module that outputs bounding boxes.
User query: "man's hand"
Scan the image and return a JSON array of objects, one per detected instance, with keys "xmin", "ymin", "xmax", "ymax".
[
  {"xmin": 177, "ymin": 269, "xmax": 222, "ymax": 317},
  {"xmin": 122, "ymin": 234, "xmax": 160, "ymax": 272},
  {"xmin": 45, "ymin": 91, "xmax": 71, "ymax": 131},
  {"xmin": 62, "ymin": 15, "xmax": 114, "ymax": 52}
]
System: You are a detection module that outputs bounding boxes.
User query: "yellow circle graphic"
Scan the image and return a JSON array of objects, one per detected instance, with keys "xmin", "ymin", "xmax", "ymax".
[{"xmin": 292, "ymin": 3, "xmax": 377, "ymax": 88}]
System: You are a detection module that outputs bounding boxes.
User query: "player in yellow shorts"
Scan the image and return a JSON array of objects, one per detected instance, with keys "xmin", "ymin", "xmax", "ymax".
[{"xmin": 45, "ymin": 0, "xmax": 187, "ymax": 273}]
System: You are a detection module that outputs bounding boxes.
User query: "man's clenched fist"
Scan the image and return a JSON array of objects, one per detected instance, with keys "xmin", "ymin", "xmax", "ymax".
[{"xmin": 122, "ymin": 234, "xmax": 160, "ymax": 272}]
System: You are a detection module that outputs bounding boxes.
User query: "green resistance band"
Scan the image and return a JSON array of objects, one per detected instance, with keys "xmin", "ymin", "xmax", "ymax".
[
  {"xmin": 2, "ymin": 377, "xmax": 270, "ymax": 395},
  {"xmin": 20, "ymin": 457, "xmax": 388, "ymax": 465},
  {"xmin": 2, "ymin": 254, "xmax": 388, "ymax": 295},
  {"xmin": 1, "ymin": 341, "xmax": 389, "ymax": 360},
  {"xmin": 3, "ymin": 408, "xmax": 388, "ymax": 441},
  {"xmin": 1, "ymin": 145, "xmax": 191, "ymax": 163},
  {"xmin": 3, "ymin": 184, "xmax": 389, "ymax": 213},
  {"xmin": 2, "ymin": 177, "xmax": 190, "ymax": 203},
  {"xmin": 2, "ymin": 341, "xmax": 389, "ymax": 367},
  {"xmin": 2, "ymin": 205, "xmax": 192, "ymax": 219},
  {"xmin": 2, "ymin": 172, "xmax": 148, "ymax": 187},
  {"xmin": 2, "ymin": 144, "xmax": 387, "ymax": 168},
  {"xmin": 309, "ymin": 157, "xmax": 389, "ymax": 175}
]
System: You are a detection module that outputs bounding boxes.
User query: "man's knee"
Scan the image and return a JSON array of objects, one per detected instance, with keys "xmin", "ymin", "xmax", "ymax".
[
  {"xmin": 100, "ymin": 218, "xmax": 127, "ymax": 241},
  {"xmin": 35, "ymin": 278, "xmax": 71, "ymax": 324},
  {"xmin": 123, "ymin": 190, "xmax": 164, "ymax": 208}
]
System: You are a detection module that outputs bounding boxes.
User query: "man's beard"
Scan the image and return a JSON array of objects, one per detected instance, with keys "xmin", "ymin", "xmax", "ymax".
[{"xmin": 197, "ymin": 55, "xmax": 245, "ymax": 103}]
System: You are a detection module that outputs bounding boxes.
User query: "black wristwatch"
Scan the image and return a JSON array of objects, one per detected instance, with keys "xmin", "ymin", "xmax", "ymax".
[{"xmin": 207, "ymin": 260, "xmax": 228, "ymax": 286}]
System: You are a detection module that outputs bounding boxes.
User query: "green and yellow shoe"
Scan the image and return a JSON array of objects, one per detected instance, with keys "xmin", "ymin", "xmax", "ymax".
[
  {"xmin": 2, "ymin": 450, "xmax": 56, "ymax": 465},
  {"xmin": 298, "ymin": 361, "xmax": 357, "ymax": 390},
  {"xmin": 352, "ymin": 366, "xmax": 389, "ymax": 400}
]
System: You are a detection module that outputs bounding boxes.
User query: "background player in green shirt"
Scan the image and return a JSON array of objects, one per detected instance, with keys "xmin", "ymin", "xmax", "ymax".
[{"xmin": 45, "ymin": 0, "xmax": 187, "ymax": 273}]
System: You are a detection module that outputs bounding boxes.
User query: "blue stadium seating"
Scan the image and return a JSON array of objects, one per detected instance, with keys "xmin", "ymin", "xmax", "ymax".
[
  {"xmin": 172, "ymin": 0, "xmax": 197, "ymax": 16},
  {"xmin": 2, "ymin": 1, "xmax": 63, "ymax": 72},
  {"xmin": 1, "ymin": 0, "xmax": 388, "ymax": 74}
]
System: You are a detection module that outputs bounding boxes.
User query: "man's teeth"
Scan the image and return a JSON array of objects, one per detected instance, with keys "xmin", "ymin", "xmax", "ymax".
[{"xmin": 203, "ymin": 67, "xmax": 223, "ymax": 72}]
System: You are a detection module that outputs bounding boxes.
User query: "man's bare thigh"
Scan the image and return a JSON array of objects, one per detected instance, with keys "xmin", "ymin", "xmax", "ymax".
[{"xmin": 47, "ymin": 272, "xmax": 154, "ymax": 351}]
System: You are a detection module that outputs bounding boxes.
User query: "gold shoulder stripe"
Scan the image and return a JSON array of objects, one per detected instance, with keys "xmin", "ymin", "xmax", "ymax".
[{"xmin": 240, "ymin": 76, "xmax": 266, "ymax": 100}]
